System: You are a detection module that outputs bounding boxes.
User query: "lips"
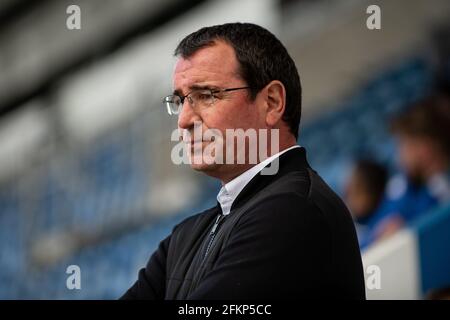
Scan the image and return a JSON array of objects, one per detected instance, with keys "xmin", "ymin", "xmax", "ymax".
[{"xmin": 186, "ymin": 137, "xmax": 216, "ymax": 144}]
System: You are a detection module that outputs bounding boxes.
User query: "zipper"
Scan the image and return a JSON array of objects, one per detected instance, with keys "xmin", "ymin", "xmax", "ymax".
[{"xmin": 203, "ymin": 214, "xmax": 225, "ymax": 260}]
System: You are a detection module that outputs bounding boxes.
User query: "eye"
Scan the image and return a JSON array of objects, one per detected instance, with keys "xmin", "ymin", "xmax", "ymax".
[
  {"xmin": 197, "ymin": 92, "xmax": 212, "ymax": 100},
  {"xmin": 190, "ymin": 90, "xmax": 212, "ymax": 101}
]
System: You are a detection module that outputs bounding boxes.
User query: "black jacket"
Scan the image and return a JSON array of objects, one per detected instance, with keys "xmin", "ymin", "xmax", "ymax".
[{"xmin": 121, "ymin": 147, "xmax": 366, "ymax": 299}]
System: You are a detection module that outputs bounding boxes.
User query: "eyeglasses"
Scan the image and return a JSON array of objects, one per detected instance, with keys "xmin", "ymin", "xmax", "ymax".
[{"xmin": 163, "ymin": 86, "xmax": 250, "ymax": 115}]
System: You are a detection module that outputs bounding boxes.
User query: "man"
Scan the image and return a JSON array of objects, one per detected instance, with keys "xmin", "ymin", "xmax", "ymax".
[{"xmin": 121, "ymin": 23, "xmax": 365, "ymax": 299}]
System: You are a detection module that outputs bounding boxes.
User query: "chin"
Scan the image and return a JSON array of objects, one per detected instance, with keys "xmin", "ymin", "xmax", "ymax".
[
  {"xmin": 188, "ymin": 148, "xmax": 221, "ymax": 171},
  {"xmin": 189, "ymin": 160, "xmax": 227, "ymax": 181},
  {"xmin": 190, "ymin": 161, "xmax": 219, "ymax": 172}
]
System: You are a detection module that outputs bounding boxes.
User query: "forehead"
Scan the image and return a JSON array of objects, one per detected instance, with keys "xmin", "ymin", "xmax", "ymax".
[{"xmin": 173, "ymin": 41, "xmax": 240, "ymax": 90}]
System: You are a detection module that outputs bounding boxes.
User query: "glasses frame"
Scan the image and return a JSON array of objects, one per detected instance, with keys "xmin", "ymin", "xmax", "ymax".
[{"xmin": 163, "ymin": 86, "xmax": 250, "ymax": 115}]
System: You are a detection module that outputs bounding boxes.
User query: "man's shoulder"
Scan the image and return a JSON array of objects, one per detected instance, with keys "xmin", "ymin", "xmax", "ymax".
[
  {"xmin": 268, "ymin": 168, "xmax": 312, "ymax": 198},
  {"xmin": 253, "ymin": 166, "xmax": 351, "ymax": 222},
  {"xmin": 236, "ymin": 168, "xmax": 315, "ymax": 220}
]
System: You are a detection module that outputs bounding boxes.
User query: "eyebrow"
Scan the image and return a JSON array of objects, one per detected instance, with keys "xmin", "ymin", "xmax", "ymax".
[{"xmin": 173, "ymin": 84, "xmax": 220, "ymax": 96}]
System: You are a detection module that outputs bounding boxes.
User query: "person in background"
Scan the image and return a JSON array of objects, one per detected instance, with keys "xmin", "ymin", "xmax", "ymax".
[
  {"xmin": 344, "ymin": 159, "xmax": 388, "ymax": 249},
  {"xmin": 364, "ymin": 94, "xmax": 450, "ymax": 248}
]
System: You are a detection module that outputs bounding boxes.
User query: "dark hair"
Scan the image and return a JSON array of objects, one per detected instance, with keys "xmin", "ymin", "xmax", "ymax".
[
  {"xmin": 174, "ymin": 22, "xmax": 302, "ymax": 138},
  {"xmin": 390, "ymin": 94, "xmax": 450, "ymax": 157},
  {"xmin": 354, "ymin": 159, "xmax": 388, "ymax": 200}
]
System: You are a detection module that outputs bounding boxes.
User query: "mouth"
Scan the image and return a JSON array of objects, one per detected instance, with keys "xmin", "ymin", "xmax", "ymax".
[{"xmin": 181, "ymin": 135, "xmax": 216, "ymax": 144}]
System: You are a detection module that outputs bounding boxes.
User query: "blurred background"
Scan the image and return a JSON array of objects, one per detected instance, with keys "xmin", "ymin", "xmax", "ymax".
[{"xmin": 0, "ymin": 0, "xmax": 449, "ymax": 299}]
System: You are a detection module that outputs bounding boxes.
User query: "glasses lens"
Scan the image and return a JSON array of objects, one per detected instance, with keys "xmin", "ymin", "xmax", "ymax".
[
  {"xmin": 190, "ymin": 90, "xmax": 214, "ymax": 107},
  {"xmin": 164, "ymin": 95, "xmax": 181, "ymax": 115}
]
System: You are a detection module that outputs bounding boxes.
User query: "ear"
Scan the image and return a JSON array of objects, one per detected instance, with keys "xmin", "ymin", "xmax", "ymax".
[{"xmin": 264, "ymin": 80, "xmax": 286, "ymax": 127}]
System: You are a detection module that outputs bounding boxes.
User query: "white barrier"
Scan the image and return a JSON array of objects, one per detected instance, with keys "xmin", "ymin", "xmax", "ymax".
[{"xmin": 362, "ymin": 229, "xmax": 421, "ymax": 299}]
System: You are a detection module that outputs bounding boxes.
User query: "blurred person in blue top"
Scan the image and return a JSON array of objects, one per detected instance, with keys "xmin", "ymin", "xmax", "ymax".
[{"xmin": 358, "ymin": 94, "xmax": 450, "ymax": 250}]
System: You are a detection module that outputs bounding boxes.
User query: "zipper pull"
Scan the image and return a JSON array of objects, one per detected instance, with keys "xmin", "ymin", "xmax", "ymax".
[
  {"xmin": 203, "ymin": 214, "xmax": 224, "ymax": 260},
  {"xmin": 210, "ymin": 214, "xmax": 222, "ymax": 235}
]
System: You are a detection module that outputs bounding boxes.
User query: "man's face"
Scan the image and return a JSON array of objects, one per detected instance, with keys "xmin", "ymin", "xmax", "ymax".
[{"xmin": 173, "ymin": 41, "xmax": 266, "ymax": 182}]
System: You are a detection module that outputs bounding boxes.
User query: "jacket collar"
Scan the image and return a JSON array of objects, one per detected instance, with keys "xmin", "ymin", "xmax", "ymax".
[{"xmin": 228, "ymin": 146, "xmax": 311, "ymax": 213}]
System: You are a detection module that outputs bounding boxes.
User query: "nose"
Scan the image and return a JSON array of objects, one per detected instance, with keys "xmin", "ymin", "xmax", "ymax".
[{"xmin": 177, "ymin": 99, "xmax": 200, "ymax": 130}]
